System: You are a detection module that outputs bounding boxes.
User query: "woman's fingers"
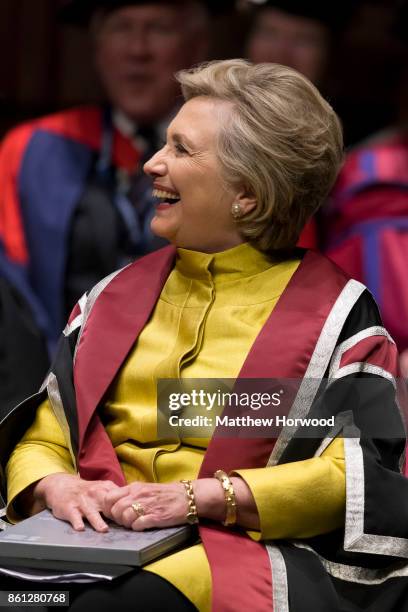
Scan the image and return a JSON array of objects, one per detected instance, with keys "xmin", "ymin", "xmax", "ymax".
[
  {"xmin": 130, "ymin": 514, "xmax": 160, "ymax": 531},
  {"xmin": 83, "ymin": 508, "xmax": 109, "ymax": 532},
  {"xmin": 122, "ymin": 505, "xmax": 142, "ymax": 528},
  {"xmin": 130, "ymin": 509, "xmax": 182, "ymax": 531},
  {"xmin": 103, "ymin": 487, "xmax": 132, "ymax": 519},
  {"xmin": 108, "ymin": 496, "xmax": 138, "ymax": 526},
  {"xmin": 104, "ymin": 485, "xmax": 130, "ymax": 509},
  {"xmin": 54, "ymin": 506, "xmax": 85, "ymax": 532},
  {"xmin": 54, "ymin": 504, "xmax": 109, "ymax": 532}
]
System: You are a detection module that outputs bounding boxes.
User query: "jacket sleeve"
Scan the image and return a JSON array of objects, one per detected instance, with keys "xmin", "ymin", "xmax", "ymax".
[
  {"xmin": 234, "ymin": 437, "xmax": 345, "ymax": 540},
  {"xmin": 5, "ymin": 397, "xmax": 75, "ymax": 522},
  {"xmin": 2, "ymin": 297, "xmax": 85, "ymax": 520}
]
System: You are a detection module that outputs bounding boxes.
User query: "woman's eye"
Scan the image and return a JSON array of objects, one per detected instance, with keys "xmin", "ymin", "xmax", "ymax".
[{"xmin": 175, "ymin": 143, "xmax": 188, "ymax": 155}]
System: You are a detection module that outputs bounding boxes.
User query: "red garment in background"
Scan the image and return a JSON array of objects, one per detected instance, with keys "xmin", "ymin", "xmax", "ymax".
[{"xmin": 323, "ymin": 130, "xmax": 408, "ymax": 352}]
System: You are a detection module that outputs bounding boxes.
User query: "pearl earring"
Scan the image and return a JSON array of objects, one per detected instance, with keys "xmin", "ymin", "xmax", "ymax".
[{"xmin": 231, "ymin": 202, "xmax": 243, "ymax": 219}]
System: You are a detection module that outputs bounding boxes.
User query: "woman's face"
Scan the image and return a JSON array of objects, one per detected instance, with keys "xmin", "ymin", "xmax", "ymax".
[{"xmin": 144, "ymin": 96, "xmax": 250, "ymax": 253}]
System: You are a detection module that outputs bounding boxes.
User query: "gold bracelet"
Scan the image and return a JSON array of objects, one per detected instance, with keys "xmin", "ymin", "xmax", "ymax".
[
  {"xmin": 214, "ymin": 469, "xmax": 237, "ymax": 526},
  {"xmin": 180, "ymin": 479, "xmax": 199, "ymax": 525}
]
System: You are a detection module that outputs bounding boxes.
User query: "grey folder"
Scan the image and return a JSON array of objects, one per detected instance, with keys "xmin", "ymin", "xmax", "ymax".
[{"xmin": 0, "ymin": 510, "xmax": 192, "ymax": 568}]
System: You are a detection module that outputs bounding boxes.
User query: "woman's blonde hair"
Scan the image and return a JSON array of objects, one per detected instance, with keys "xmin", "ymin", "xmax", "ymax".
[{"xmin": 176, "ymin": 59, "xmax": 343, "ymax": 251}]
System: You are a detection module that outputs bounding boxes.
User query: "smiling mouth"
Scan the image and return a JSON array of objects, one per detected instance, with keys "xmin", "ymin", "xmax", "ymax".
[{"xmin": 152, "ymin": 188, "xmax": 181, "ymax": 205}]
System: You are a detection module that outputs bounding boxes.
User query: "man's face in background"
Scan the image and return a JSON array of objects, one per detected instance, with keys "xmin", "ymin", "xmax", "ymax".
[
  {"xmin": 93, "ymin": 2, "xmax": 209, "ymax": 124},
  {"xmin": 246, "ymin": 8, "xmax": 329, "ymax": 85}
]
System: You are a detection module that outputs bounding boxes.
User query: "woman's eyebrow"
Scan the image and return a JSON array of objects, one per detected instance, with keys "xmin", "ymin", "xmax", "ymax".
[{"xmin": 169, "ymin": 132, "xmax": 197, "ymax": 150}]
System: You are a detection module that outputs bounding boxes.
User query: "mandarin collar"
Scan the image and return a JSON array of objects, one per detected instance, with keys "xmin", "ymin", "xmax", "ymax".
[{"xmin": 175, "ymin": 242, "xmax": 275, "ymax": 282}]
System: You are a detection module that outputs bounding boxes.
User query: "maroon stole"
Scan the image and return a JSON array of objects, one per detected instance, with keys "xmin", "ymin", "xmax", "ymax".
[{"xmin": 73, "ymin": 247, "xmax": 350, "ymax": 610}]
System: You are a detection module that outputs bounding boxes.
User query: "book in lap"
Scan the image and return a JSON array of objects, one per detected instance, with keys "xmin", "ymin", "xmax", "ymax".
[{"xmin": 0, "ymin": 510, "xmax": 192, "ymax": 569}]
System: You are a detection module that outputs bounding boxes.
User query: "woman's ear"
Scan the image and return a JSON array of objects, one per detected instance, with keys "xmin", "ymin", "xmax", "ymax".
[{"xmin": 235, "ymin": 187, "xmax": 257, "ymax": 216}]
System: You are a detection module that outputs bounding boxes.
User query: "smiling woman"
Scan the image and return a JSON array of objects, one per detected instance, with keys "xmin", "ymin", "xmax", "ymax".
[
  {"xmin": 146, "ymin": 60, "xmax": 342, "ymax": 253},
  {"xmin": 2, "ymin": 60, "xmax": 408, "ymax": 612},
  {"xmin": 145, "ymin": 96, "xmax": 255, "ymax": 252}
]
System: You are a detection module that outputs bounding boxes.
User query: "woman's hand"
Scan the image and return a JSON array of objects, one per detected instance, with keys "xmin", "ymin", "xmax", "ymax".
[
  {"xmin": 103, "ymin": 477, "xmax": 260, "ymax": 531},
  {"xmin": 103, "ymin": 482, "xmax": 190, "ymax": 531},
  {"xmin": 31, "ymin": 473, "xmax": 119, "ymax": 532}
]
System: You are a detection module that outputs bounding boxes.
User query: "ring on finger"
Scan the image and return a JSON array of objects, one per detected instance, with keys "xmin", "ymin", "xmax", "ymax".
[{"xmin": 131, "ymin": 502, "xmax": 145, "ymax": 518}]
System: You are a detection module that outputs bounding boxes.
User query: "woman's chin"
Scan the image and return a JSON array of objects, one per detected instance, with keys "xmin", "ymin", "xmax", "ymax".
[{"xmin": 150, "ymin": 216, "xmax": 176, "ymax": 242}]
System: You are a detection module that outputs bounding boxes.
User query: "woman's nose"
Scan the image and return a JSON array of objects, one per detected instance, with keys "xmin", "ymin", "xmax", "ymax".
[{"xmin": 143, "ymin": 148, "xmax": 167, "ymax": 177}]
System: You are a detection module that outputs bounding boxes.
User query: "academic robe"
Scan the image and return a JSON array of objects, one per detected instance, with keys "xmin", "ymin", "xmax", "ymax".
[
  {"xmin": 323, "ymin": 129, "xmax": 408, "ymax": 352},
  {"xmin": 0, "ymin": 106, "xmax": 139, "ymax": 352},
  {"xmin": 1, "ymin": 246, "xmax": 408, "ymax": 611}
]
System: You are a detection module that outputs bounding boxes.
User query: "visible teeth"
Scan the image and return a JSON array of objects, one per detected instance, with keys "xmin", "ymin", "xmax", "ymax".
[{"xmin": 152, "ymin": 188, "xmax": 180, "ymax": 200}]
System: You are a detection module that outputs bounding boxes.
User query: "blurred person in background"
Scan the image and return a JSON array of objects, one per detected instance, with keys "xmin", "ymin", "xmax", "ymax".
[
  {"xmin": 245, "ymin": 0, "xmax": 333, "ymax": 86},
  {"xmin": 0, "ymin": 0, "xmax": 230, "ymax": 354},
  {"xmin": 323, "ymin": 0, "xmax": 408, "ymax": 365},
  {"xmin": 244, "ymin": 0, "xmax": 355, "ymax": 89},
  {"xmin": 243, "ymin": 0, "xmax": 355, "ymax": 249}
]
